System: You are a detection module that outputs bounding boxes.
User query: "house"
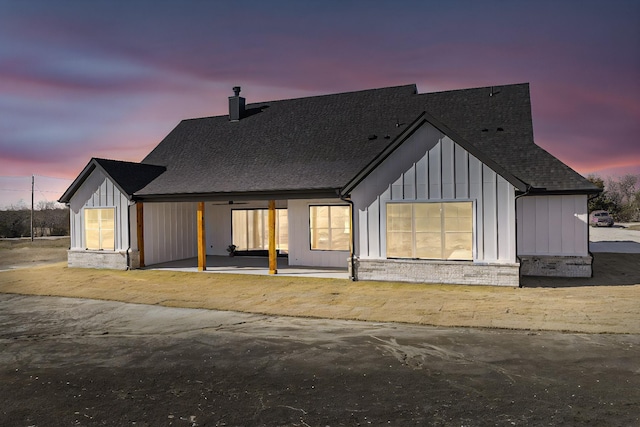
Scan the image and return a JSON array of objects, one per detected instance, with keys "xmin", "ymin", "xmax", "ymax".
[{"xmin": 59, "ymin": 83, "xmax": 600, "ymax": 286}]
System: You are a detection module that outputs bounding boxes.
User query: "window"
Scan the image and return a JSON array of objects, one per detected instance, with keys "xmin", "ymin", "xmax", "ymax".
[
  {"xmin": 310, "ymin": 205, "xmax": 351, "ymax": 251},
  {"xmin": 85, "ymin": 208, "xmax": 115, "ymax": 250},
  {"xmin": 386, "ymin": 202, "xmax": 472, "ymax": 260},
  {"xmin": 232, "ymin": 209, "xmax": 288, "ymax": 251}
]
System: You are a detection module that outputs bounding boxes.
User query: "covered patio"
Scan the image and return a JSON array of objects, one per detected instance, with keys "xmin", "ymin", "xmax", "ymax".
[{"xmin": 146, "ymin": 255, "xmax": 349, "ymax": 279}]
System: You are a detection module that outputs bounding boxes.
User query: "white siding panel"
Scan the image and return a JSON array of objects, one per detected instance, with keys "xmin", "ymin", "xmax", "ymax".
[
  {"xmin": 497, "ymin": 176, "xmax": 513, "ymax": 261},
  {"xmin": 415, "ymin": 154, "xmax": 428, "ymax": 199},
  {"xmin": 469, "ymin": 155, "xmax": 484, "ymax": 260},
  {"xmin": 288, "ymin": 199, "xmax": 349, "ymax": 268},
  {"xmin": 143, "ymin": 202, "xmax": 197, "ymax": 265},
  {"xmin": 358, "ymin": 208, "xmax": 369, "ymax": 257},
  {"xmin": 482, "ymin": 165, "xmax": 498, "ymax": 261},
  {"xmin": 403, "ymin": 165, "xmax": 416, "ymax": 200},
  {"xmin": 391, "ymin": 176, "xmax": 404, "ymax": 200},
  {"xmin": 517, "ymin": 195, "xmax": 589, "ymax": 256},
  {"xmin": 535, "ymin": 197, "xmax": 549, "ymax": 253},
  {"xmin": 428, "ymin": 143, "xmax": 441, "ymax": 199},
  {"xmin": 441, "ymin": 137, "xmax": 455, "ymax": 199},
  {"xmin": 548, "ymin": 197, "xmax": 563, "ymax": 254},
  {"xmin": 367, "ymin": 199, "xmax": 380, "ymax": 258},
  {"xmin": 455, "ymin": 145, "xmax": 469, "ymax": 199}
]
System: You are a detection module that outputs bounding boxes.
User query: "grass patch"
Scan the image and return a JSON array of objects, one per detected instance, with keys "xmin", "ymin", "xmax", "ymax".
[
  {"xmin": 627, "ymin": 224, "xmax": 640, "ymax": 231},
  {"xmin": 0, "ymin": 236, "xmax": 69, "ymax": 249},
  {"xmin": 0, "ymin": 237, "xmax": 69, "ymax": 268},
  {"xmin": 1, "ymin": 262, "xmax": 639, "ymax": 334}
]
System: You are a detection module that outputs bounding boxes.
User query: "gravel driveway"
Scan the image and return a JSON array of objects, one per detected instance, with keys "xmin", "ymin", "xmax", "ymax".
[{"xmin": 589, "ymin": 223, "xmax": 640, "ymax": 253}]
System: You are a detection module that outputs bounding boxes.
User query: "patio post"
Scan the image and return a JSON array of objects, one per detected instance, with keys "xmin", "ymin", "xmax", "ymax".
[
  {"xmin": 197, "ymin": 201, "xmax": 207, "ymax": 271},
  {"xmin": 268, "ymin": 199, "xmax": 277, "ymax": 274}
]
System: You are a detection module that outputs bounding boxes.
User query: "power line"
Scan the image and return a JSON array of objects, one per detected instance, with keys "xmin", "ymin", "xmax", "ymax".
[
  {"xmin": 0, "ymin": 188, "xmax": 63, "ymax": 193},
  {"xmin": 0, "ymin": 175, "xmax": 72, "ymax": 181}
]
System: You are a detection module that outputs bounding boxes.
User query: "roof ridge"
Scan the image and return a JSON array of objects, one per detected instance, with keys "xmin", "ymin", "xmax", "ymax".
[
  {"xmin": 418, "ymin": 82, "xmax": 529, "ymax": 96},
  {"xmin": 245, "ymin": 83, "xmax": 418, "ymax": 107}
]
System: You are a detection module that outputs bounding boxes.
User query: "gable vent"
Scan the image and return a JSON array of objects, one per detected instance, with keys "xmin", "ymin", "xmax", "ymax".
[{"xmin": 229, "ymin": 86, "xmax": 245, "ymax": 121}]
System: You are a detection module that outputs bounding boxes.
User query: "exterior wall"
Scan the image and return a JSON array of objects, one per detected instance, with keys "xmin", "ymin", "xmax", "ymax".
[
  {"xmin": 143, "ymin": 202, "xmax": 198, "ymax": 266},
  {"xmin": 517, "ymin": 195, "xmax": 589, "ymax": 256},
  {"xmin": 351, "ymin": 122, "xmax": 517, "ymax": 268},
  {"xmin": 67, "ymin": 169, "xmax": 135, "ymax": 270},
  {"xmin": 287, "ymin": 199, "xmax": 350, "ymax": 268},
  {"xmin": 203, "ymin": 199, "xmax": 348, "ymax": 268},
  {"xmin": 517, "ymin": 194, "xmax": 591, "ymax": 277},
  {"xmin": 355, "ymin": 258, "xmax": 520, "ymax": 287},
  {"xmin": 68, "ymin": 169, "xmax": 131, "ymax": 251}
]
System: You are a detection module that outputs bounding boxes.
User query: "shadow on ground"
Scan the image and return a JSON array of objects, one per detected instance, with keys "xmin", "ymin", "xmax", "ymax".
[{"xmin": 521, "ymin": 252, "xmax": 640, "ymax": 288}]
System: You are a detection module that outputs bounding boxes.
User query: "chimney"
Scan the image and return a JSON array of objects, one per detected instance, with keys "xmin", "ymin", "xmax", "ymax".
[{"xmin": 229, "ymin": 86, "xmax": 245, "ymax": 121}]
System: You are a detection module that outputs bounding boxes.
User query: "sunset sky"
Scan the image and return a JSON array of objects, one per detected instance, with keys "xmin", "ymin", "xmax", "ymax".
[{"xmin": 1, "ymin": 0, "xmax": 639, "ymax": 208}]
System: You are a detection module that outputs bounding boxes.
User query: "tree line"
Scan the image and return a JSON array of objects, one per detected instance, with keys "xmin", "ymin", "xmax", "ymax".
[
  {"xmin": 587, "ymin": 174, "xmax": 640, "ymax": 222},
  {"xmin": 0, "ymin": 201, "xmax": 69, "ymax": 238}
]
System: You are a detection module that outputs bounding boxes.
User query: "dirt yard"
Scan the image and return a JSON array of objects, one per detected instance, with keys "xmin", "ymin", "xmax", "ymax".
[
  {"xmin": 1, "ymin": 238, "xmax": 639, "ymax": 333},
  {"xmin": 2, "ymin": 294, "xmax": 638, "ymax": 427},
  {"xmin": 0, "ymin": 236, "xmax": 69, "ymax": 270}
]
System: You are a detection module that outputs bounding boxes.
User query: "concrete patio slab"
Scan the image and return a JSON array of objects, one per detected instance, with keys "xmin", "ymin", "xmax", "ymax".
[{"xmin": 146, "ymin": 255, "xmax": 350, "ymax": 279}]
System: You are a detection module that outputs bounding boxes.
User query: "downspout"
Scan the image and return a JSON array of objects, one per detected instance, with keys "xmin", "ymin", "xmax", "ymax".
[
  {"xmin": 339, "ymin": 192, "xmax": 356, "ymax": 281},
  {"xmin": 514, "ymin": 185, "xmax": 532, "ymax": 287}
]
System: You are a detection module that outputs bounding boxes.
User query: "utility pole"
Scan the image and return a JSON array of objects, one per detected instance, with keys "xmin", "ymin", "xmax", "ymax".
[{"xmin": 31, "ymin": 175, "xmax": 34, "ymax": 242}]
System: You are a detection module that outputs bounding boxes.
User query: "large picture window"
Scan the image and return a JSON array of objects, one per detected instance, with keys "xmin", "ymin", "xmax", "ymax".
[
  {"xmin": 386, "ymin": 202, "xmax": 472, "ymax": 260},
  {"xmin": 310, "ymin": 205, "xmax": 351, "ymax": 251},
  {"xmin": 85, "ymin": 208, "xmax": 115, "ymax": 250},
  {"xmin": 232, "ymin": 209, "xmax": 288, "ymax": 251}
]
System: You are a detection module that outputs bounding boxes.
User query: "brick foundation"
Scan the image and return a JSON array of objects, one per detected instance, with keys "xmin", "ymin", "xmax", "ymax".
[
  {"xmin": 354, "ymin": 258, "xmax": 520, "ymax": 287},
  {"xmin": 68, "ymin": 250, "xmax": 139, "ymax": 270},
  {"xmin": 518, "ymin": 255, "xmax": 592, "ymax": 277}
]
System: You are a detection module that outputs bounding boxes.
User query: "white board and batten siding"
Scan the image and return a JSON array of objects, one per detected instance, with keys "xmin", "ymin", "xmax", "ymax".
[
  {"xmin": 517, "ymin": 195, "xmax": 589, "ymax": 256},
  {"xmin": 68, "ymin": 169, "xmax": 130, "ymax": 251},
  {"xmin": 351, "ymin": 122, "xmax": 517, "ymax": 264},
  {"xmin": 143, "ymin": 202, "xmax": 198, "ymax": 266},
  {"xmin": 287, "ymin": 199, "xmax": 350, "ymax": 268}
]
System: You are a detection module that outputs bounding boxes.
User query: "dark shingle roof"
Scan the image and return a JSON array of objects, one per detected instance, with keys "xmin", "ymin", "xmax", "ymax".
[
  {"xmin": 135, "ymin": 83, "xmax": 597, "ymax": 199},
  {"xmin": 59, "ymin": 158, "xmax": 165, "ymax": 203},
  {"xmin": 138, "ymin": 85, "xmax": 420, "ymax": 197},
  {"xmin": 62, "ymin": 83, "xmax": 599, "ymax": 203},
  {"xmin": 413, "ymin": 84, "xmax": 596, "ymax": 193}
]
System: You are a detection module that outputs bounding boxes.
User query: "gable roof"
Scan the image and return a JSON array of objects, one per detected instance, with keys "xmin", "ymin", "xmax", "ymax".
[
  {"xmin": 411, "ymin": 84, "xmax": 596, "ymax": 194},
  {"xmin": 59, "ymin": 158, "xmax": 165, "ymax": 203},
  {"xmin": 137, "ymin": 84, "xmax": 422, "ymax": 200},
  {"xmin": 61, "ymin": 83, "xmax": 599, "ymax": 204}
]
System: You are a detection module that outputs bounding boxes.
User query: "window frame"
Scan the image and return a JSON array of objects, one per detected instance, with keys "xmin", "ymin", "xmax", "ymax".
[
  {"xmin": 385, "ymin": 200, "xmax": 474, "ymax": 261},
  {"xmin": 84, "ymin": 207, "xmax": 116, "ymax": 251},
  {"xmin": 309, "ymin": 204, "xmax": 351, "ymax": 252}
]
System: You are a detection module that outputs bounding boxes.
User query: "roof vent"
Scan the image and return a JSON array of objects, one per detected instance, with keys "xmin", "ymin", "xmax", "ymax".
[{"xmin": 229, "ymin": 86, "xmax": 245, "ymax": 121}]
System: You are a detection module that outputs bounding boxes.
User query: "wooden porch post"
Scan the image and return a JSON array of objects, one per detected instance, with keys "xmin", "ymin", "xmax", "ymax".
[
  {"xmin": 268, "ymin": 199, "xmax": 277, "ymax": 274},
  {"xmin": 136, "ymin": 202, "xmax": 145, "ymax": 268},
  {"xmin": 197, "ymin": 201, "xmax": 207, "ymax": 271}
]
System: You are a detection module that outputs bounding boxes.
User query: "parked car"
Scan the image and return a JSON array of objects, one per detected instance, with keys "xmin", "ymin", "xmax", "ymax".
[{"xmin": 589, "ymin": 210, "xmax": 614, "ymax": 227}]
